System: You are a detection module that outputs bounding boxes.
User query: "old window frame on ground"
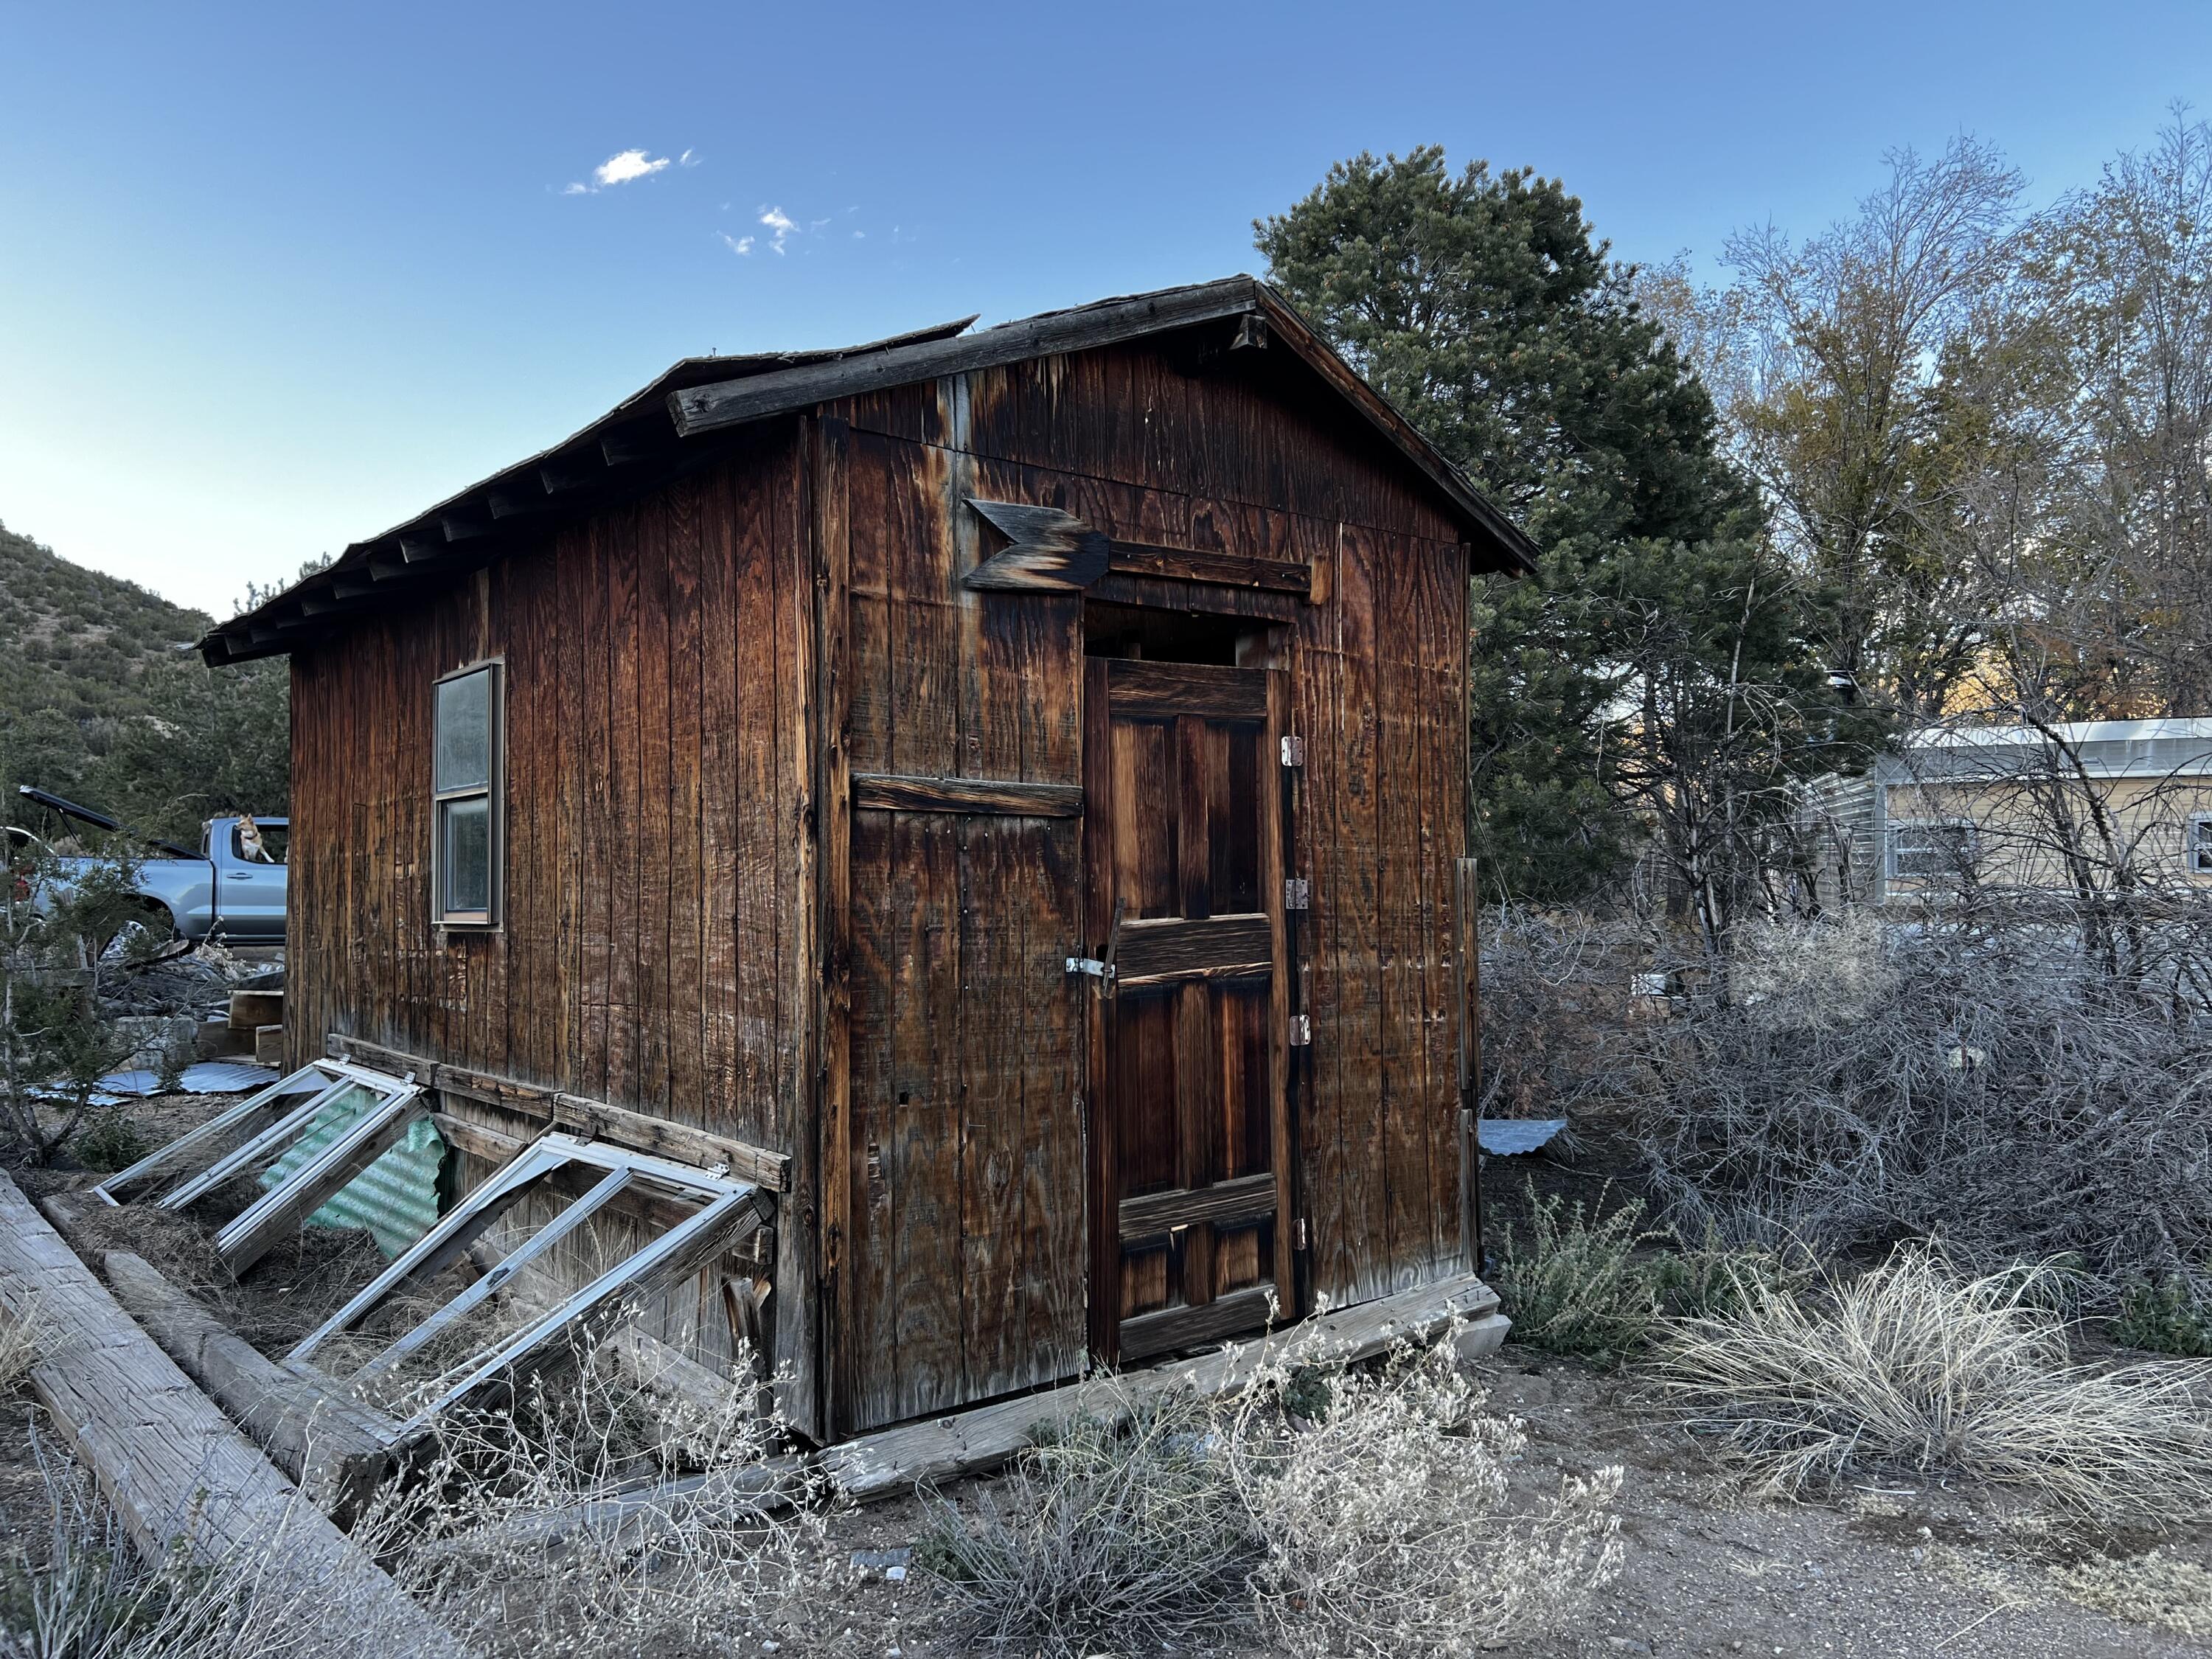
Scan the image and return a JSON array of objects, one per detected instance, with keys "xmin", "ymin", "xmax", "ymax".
[
  {"xmin": 1888, "ymin": 818, "xmax": 1979, "ymax": 883},
  {"xmin": 432, "ymin": 659, "xmax": 504, "ymax": 928},
  {"xmin": 288, "ymin": 1130, "xmax": 768, "ymax": 1432},
  {"xmin": 91, "ymin": 1058, "xmax": 428, "ymax": 1274}
]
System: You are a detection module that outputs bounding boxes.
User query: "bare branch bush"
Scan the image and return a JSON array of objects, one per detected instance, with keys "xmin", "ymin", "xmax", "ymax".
[
  {"xmin": 1657, "ymin": 1245, "xmax": 2212, "ymax": 1526},
  {"xmin": 1626, "ymin": 904, "xmax": 2212, "ymax": 1304}
]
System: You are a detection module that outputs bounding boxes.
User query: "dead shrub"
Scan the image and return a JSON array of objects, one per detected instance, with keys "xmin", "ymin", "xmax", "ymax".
[
  {"xmin": 1227, "ymin": 1334, "xmax": 1624, "ymax": 1657},
  {"xmin": 1657, "ymin": 1244, "xmax": 2212, "ymax": 1526},
  {"xmin": 918, "ymin": 1334, "xmax": 1624, "ymax": 1658}
]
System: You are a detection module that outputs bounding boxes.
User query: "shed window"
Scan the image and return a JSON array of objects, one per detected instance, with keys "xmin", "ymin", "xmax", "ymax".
[
  {"xmin": 1889, "ymin": 821, "xmax": 1977, "ymax": 882},
  {"xmin": 2191, "ymin": 815, "xmax": 2212, "ymax": 875},
  {"xmin": 434, "ymin": 664, "xmax": 502, "ymax": 925}
]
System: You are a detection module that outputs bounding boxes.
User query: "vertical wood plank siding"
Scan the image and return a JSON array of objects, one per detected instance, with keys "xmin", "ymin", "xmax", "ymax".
[
  {"xmin": 830, "ymin": 342, "xmax": 1471, "ymax": 1430},
  {"xmin": 286, "ymin": 331, "xmax": 1478, "ymax": 1442},
  {"xmin": 285, "ymin": 425, "xmax": 820, "ymax": 1417}
]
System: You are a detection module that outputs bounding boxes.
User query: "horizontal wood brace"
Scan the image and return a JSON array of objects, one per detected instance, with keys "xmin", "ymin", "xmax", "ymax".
[
  {"xmin": 1119, "ymin": 1172, "xmax": 1276, "ymax": 1239},
  {"xmin": 849, "ymin": 772, "xmax": 1083, "ymax": 817},
  {"xmin": 327, "ymin": 1033, "xmax": 792, "ymax": 1192},
  {"xmin": 1105, "ymin": 540, "xmax": 1312, "ymax": 597},
  {"xmin": 1119, "ymin": 1284, "xmax": 1276, "ymax": 1363},
  {"xmin": 1106, "ymin": 658, "xmax": 1270, "ymax": 720},
  {"xmin": 1115, "ymin": 912, "xmax": 1272, "ymax": 984}
]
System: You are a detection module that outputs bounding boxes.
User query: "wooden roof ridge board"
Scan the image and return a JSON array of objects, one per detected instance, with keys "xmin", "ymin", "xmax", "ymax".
[
  {"xmin": 202, "ymin": 276, "xmax": 1537, "ymax": 666},
  {"xmin": 199, "ymin": 312, "xmax": 978, "ymax": 665}
]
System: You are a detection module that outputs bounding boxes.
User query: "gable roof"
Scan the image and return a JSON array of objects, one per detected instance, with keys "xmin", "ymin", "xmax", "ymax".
[{"xmin": 203, "ymin": 276, "xmax": 1537, "ymax": 664}]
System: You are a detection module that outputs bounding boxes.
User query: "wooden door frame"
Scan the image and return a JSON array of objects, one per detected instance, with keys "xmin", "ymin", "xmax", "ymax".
[{"xmin": 1079, "ymin": 651, "xmax": 1298, "ymax": 1366}]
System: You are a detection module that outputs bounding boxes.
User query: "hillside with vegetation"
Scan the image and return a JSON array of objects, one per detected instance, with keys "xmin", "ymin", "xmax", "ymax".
[{"xmin": 0, "ymin": 519, "xmax": 290, "ymax": 844}]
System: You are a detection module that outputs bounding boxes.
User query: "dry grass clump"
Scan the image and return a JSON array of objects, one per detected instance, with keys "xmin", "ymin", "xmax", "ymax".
[
  {"xmin": 364, "ymin": 1329, "xmax": 824, "ymax": 1658},
  {"xmin": 0, "ymin": 1436, "xmax": 421, "ymax": 1659},
  {"xmin": 919, "ymin": 1332, "xmax": 1624, "ymax": 1658},
  {"xmin": 1657, "ymin": 1245, "xmax": 2212, "ymax": 1525},
  {"xmin": 1227, "ymin": 1334, "xmax": 1624, "ymax": 1657},
  {"xmin": 2049, "ymin": 1551, "xmax": 2212, "ymax": 1641}
]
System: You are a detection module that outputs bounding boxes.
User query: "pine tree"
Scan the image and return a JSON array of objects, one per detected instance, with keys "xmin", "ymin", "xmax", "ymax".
[{"xmin": 1259, "ymin": 148, "xmax": 1854, "ymax": 922}]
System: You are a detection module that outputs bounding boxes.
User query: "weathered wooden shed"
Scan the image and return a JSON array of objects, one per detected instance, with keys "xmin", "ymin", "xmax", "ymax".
[{"xmin": 204, "ymin": 277, "xmax": 1537, "ymax": 1443}]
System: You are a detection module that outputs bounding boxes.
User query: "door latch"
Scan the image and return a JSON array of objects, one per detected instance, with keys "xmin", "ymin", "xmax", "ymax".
[{"xmin": 1070, "ymin": 897, "xmax": 1126, "ymax": 997}]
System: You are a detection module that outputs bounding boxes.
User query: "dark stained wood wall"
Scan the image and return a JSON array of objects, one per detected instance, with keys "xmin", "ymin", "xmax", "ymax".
[
  {"xmin": 285, "ymin": 424, "xmax": 825, "ymax": 1419},
  {"xmin": 286, "ymin": 330, "xmax": 1478, "ymax": 1443},
  {"xmin": 825, "ymin": 339, "xmax": 1473, "ymax": 1432}
]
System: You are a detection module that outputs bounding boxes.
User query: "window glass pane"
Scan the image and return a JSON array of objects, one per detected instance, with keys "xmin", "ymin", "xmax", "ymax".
[
  {"xmin": 234, "ymin": 821, "xmax": 288, "ymax": 864},
  {"xmin": 442, "ymin": 796, "xmax": 491, "ymax": 915},
  {"xmin": 435, "ymin": 671, "xmax": 492, "ymax": 792}
]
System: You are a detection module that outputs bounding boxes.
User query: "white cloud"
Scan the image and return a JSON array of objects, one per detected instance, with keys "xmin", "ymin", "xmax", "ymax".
[
  {"xmin": 719, "ymin": 232, "xmax": 754, "ymax": 257},
  {"xmin": 563, "ymin": 147, "xmax": 678, "ymax": 194},
  {"xmin": 595, "ymin": 148, "xmax": 670, "ymax": 187},
  {"xmin": 678, "ymin": 147, "xmax": 701, "ymax": 167},
  {"xmin": 758, "ymin": 205, "xmax": 797, "ymax": 254}
]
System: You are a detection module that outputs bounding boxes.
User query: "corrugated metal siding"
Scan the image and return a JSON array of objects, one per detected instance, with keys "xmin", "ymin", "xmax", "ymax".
[{"xmin": 260, "ymin": 1099, "xmax": 445, "ymax": 1258}]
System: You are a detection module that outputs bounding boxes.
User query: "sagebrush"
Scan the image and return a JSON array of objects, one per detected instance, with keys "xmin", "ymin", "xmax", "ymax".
[{"xmin": 920, "ymin": 1331, "xmax": 1624, "ymax": 1658}]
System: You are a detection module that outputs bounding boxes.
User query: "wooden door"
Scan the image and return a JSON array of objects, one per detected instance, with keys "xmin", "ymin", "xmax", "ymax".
[{"xmin": 1082, "ymin": 656, "xmax": 1294, "ymax": 1364}]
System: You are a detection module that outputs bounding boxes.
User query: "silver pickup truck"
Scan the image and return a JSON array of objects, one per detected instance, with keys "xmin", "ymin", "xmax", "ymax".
[{"xmin": 9, "ymin": 786, "xmax": 288, "ymax": 943}]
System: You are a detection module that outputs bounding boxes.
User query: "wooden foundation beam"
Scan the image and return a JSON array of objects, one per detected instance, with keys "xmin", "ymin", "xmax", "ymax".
[
  {"xmin": 98, "ymin": 1250, "xmax": 404, "ymax": 1526},
  {"xmin": 821, "ymin": 1270, "xmax": 1507, "ymax": 1502},
  {"xmin": 0, "ymin": 1175, "xmax": 468, "ymax": 1658}
]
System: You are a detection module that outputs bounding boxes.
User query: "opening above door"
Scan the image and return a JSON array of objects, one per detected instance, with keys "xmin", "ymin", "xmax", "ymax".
[{"xmin": 1083, "ymin": 602, "xmax": 1277, "ymax": 667}]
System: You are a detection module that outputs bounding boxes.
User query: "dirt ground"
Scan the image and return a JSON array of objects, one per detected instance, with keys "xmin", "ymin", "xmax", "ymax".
[{"xmin": 7, "ymin": 1089, "xmax": 2211, "ymax": 1655}]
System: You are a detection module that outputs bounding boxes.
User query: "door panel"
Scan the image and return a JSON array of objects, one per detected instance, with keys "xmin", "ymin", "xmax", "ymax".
[{"xmin": 1084, "ymin": 655, "xmax": 1292, "ymax": 1364}]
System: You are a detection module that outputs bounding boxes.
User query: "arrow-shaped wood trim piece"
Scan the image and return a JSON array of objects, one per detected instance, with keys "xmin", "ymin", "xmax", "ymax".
[{"xmin": 962, "ymin": 498, "xmax": 1110, "ymax": 592}]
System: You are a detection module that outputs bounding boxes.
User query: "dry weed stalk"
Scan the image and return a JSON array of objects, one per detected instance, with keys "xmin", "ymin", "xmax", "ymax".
[
  {"xmin": 363, "ymin": 1325, "xmax": 824, "ymax": 1659},
  {"xmin": 0, "ymin": 1434, "xmax": 439, "ymax": 1659},
  {"xmin": 1658, "ymin": 1245, "xmax": 2212, "ymax": 1525}
]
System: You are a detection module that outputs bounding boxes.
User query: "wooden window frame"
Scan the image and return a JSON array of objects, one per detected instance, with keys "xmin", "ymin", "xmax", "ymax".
[{"xmin": 431, "ymin": 658, "xmax": 505, "ymax": 930}]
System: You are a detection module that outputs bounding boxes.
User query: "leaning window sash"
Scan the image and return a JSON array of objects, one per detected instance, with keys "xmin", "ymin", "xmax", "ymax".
[{"xmin": 432, "ymin": 661, "xmax": 504, "ymax": 926}]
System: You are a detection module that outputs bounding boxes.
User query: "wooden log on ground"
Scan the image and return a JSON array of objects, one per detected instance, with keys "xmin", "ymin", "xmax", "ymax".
[
  {"xmin": 0, "ymin": 1174, "xmax": 469, "ymax": 1658},
  {"xmin": 98, "ymin": 1250, "xmax": 404, "ymax": 1526},
  {"xmin": 821, "ymin": 1270, "xmax": 1507, "ymax": 1502}
]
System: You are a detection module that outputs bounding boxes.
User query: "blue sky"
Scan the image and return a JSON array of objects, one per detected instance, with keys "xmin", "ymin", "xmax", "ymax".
[{"xmin": 1, "ymin": 1, "xmax": 2204, "ymax": 617}]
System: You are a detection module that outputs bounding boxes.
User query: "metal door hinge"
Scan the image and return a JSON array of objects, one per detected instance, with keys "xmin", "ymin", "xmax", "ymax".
[
  {"xmin": 1279, "ymin": 734, "xmax": 1306, "ymax": 768},
  {"xmin": 1289, "ymin": 1012, "xmax": 1312, "ymax": 1047},
  {"xmin": 1294, "ymin": 1216, "xmax": 1310, "ymax": 1251},
  {"xmin": 1284, "ymin": 876, "xmax": 1310, "ymax": 911}
]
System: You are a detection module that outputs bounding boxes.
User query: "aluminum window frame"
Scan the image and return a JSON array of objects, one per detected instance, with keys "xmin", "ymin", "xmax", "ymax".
[
  {"xmin": 431, "ymin": 658, "xmax": 505, "ymax": 929},
  {"xmin": 288, "ymin": 1130, "xmax": 767, "ymax": 1432},
  {"xmin": 2190, "ymin": 813, "xmax": 2212, "ymax": 876},
  {"xmin": 1888, "ymin": 818, "xmax": 1980, "ymax": 883}
]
